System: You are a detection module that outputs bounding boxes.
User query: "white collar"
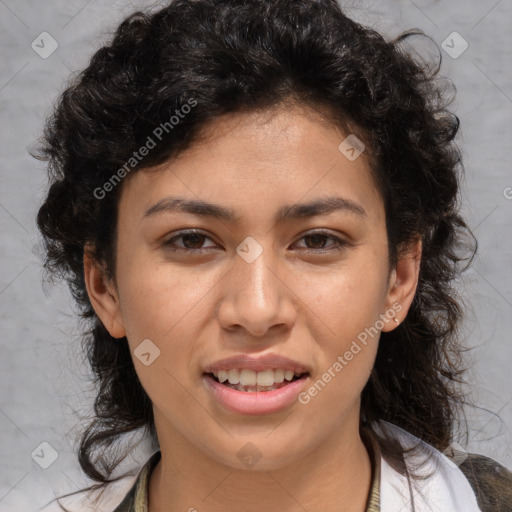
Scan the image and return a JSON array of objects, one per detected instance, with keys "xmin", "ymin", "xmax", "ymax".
[{"xmin": 376, "ymin": 421, "xmax": 482, "ymax": 512}]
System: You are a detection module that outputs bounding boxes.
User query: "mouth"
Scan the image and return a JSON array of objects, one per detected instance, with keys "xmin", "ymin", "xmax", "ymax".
[
  {"xmin": 204, "ymin": 369, "xmax": 310, "ymax": 393},
  {"xmin": 202, "ymin": 354, "xmax": 311, "ymax": 413}
]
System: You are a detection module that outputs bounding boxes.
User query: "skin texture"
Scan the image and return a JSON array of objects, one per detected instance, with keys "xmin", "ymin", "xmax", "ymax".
[{"xmin": 84, "ymin": 105, "xmax": 421, "ymax": 512}]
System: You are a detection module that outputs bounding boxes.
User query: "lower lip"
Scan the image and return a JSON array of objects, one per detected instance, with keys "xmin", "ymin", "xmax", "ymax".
[{"xmin": 203, "ymin": 374, "xmax": 309, "ymax": 415}]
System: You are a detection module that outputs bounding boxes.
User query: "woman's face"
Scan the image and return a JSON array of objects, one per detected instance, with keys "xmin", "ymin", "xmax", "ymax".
[{"xmin": 88, "ymin": 105, "xmax": 415, "ymax": 470}]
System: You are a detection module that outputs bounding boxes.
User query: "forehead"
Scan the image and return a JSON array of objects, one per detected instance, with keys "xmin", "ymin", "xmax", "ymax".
[{"xmin": 117, "ymin": 106, "xmax": 384, "ymax": 225}]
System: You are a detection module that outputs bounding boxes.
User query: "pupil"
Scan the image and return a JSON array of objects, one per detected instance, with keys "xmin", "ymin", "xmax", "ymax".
[
  {"xmin": 184, "ymin": 233, "xmax": 204, "ymax": 249},
  {"xmin": 307, "ymin": 234, "xmax": 326, "ymax": 248}
]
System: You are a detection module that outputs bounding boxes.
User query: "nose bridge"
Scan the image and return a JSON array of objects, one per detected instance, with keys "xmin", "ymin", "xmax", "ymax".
[
  {"xmin": 218, "ymin": 237, "xmax": 295, "ymax": 335},
  {"xmin": 235, "ymin": 239, "xmax": 279, "ymax": 309}
]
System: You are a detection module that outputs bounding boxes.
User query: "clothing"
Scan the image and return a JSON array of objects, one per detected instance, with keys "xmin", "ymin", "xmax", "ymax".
[{"xmin": 111, "ymin": 422, "xmax": 512, "ymax": 512}]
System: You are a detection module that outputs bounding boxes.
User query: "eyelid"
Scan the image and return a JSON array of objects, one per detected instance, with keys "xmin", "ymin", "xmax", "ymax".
[{"xmin": 162, "ymin": 228, "xmax": 350, "ymax": 252}]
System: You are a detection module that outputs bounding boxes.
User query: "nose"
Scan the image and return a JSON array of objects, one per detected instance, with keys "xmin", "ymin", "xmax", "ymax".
[{"xmin": 216, "ymin": 244, "xmax": 297, "ymax": 339}]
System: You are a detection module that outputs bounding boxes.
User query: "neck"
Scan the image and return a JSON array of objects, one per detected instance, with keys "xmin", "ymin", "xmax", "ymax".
[{"xmin": 148, "ymin": 411, "xmax": 372, "ymax": 512}]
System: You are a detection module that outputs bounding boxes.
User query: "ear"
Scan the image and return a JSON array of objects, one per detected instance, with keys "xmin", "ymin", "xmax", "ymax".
[
  {"xmin": 381, "ymin": 238, "xmax": 422, "ymax": 332},
  {"xmin": 83, "ymin": 248, "xmax": 126, "ymax": 338}
]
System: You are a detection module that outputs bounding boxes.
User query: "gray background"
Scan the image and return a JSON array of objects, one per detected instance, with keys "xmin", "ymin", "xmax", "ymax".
[{"xmin": 1, "ymin": 0, "xmax": 511, "ymax": 510}]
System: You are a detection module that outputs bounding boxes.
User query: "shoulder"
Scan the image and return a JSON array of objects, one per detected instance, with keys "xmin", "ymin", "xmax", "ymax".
[
  {"xmin": 112, "ymin": 450, "xmax": 161, "ymax": 511},
  {"xmin": 39, "ymin": 451, "xmax": 160, "ymax": 512},
  {"xmin": 38, "ymin": 475, "xmax": 137, "ymax": 512},
  {"xmin": 373, "ymin": 421, "xmax": 512, "ymax": 511},
  {"xmin": 458, "ymin": 453, "xmax": 512, "ymax": 512}
]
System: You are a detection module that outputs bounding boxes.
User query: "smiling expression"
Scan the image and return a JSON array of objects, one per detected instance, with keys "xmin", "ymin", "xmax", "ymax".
[{"xmin": 86, "ymin": 104, "xmax": 417, "ymax": 471}]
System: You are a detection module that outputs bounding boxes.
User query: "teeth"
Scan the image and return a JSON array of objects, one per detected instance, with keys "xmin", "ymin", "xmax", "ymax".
[
  {"xmin": 240, "ymin": 369, "xmax": 257, "ymax": 386},
  {"xmin": 227, "ymin": 369, "xmax": 240, "ymax": 384},
  {"xmin": 256, "ymin": 369, "xmax": 274, "ymax": 386},
  {"xmin": 274, "ymin": 369, "xmax": 285, "ymax": 383},
  {"xmin": 212, "ymin": 368, "xmax": 305, "ymax": 387}
]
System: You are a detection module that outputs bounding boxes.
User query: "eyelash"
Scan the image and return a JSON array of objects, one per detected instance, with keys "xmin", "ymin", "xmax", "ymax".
[{"xmin": 162, "ymin": 229, "xmax": 349, "ymax": 254}]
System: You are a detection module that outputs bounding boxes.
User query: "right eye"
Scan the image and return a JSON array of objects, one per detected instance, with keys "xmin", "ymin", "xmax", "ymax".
[{"xmin": 163, "ymin": 230, "xmax": 219, "ymax": 252}]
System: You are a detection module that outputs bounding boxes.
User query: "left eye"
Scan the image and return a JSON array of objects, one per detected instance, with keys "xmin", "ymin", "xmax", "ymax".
[
  {"xmin": 293, "ymin": 233, "xmax": 345, "ymax": 251},
  {"xmin": 163, "ymin": 230, "xmax": 346, "ymax": 252}
]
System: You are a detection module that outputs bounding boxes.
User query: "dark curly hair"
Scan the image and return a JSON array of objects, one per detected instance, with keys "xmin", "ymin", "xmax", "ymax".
[{"xmin": 36, "ymin": 0, "xmax": 475, "ymax": 508}]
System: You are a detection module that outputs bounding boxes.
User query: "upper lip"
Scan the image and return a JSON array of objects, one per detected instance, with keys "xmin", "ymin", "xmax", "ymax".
[{"xmin": 203, "ymin": 353, "xmax": 310, "ymax": 374}]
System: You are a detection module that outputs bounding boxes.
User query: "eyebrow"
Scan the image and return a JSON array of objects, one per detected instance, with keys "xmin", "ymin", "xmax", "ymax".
[{"xmin": 142, "ymin": 195, "xmax": 367, "ymax": 222}]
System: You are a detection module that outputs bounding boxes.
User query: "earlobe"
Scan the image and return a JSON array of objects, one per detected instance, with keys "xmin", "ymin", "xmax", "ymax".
[
  {"xmin": 83, "ymin": 250, "xmax": 126, "ymax": 339},
  {"xmin": 381, "ymin": 239, "xmax": 422, "ymax": 332}
]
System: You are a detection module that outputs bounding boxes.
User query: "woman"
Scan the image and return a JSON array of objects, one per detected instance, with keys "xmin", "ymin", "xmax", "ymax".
[{"xmin": 37, "ymin": 0, "xmax": 512, "ymax": 511}]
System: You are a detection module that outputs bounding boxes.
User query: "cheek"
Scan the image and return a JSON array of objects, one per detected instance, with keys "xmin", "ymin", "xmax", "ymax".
[
  {"xmin": 295, "ymin": 274, "xmax": 384, "ymax": 426},
  {"xmin": 293, "ymin": 258, "xmax": 387, "ymax": 401},
  {"xmin": 117, "ymin": 258, "xmax": 216, "ymax": 342},
  {"xmin": 115, "ymin": 261, "xmax": 213, "ymax": 408},
  {"xmin": 298, "ymin": 258, "xmax": 389, "ymax": 337}
]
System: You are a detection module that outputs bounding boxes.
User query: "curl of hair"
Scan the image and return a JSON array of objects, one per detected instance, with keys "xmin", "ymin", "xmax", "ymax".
[{"xmin": 36, "ymin": 0, "xmax": 475, "ymax": 507}]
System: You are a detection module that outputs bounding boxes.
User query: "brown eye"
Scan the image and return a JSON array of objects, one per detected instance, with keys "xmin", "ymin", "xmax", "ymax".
[
  {"xmin": 303, "ymin": 234, "xmax": 332, "ymax": 249},
  {"xmin": 179, "ymin": 233, "xmax": 207, "ymax": 249},
  {"xmin": 163, "ymin": 230, "xmax": 217, "ymax": 252},
  {"xmin": 293, "ymin": 231, "xmax": 347, "ymax": 252}
]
